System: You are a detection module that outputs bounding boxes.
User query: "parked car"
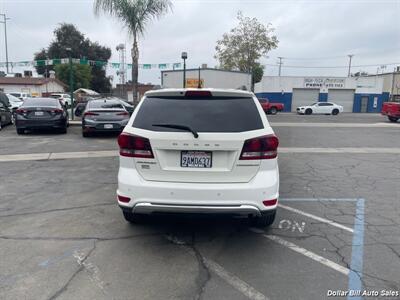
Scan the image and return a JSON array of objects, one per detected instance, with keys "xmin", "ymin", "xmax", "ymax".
[
  {"xmin": 258, "ymin": 98, "xmax": 284, "ymax": 114},
  {"xmin": 6, "ymin": 94, "xmax": 23, "ymax": 110},
  {"xmin": 297, "ymin": 102, "xmax": 343, "ymax": 115},
  {"xmin": 381, "ymin": 98, "xmax": 400, "ymax": 122},
  {"xmin": 117, "ymin": 99, "xmax": 135, "ymax": 115},
  {"xmin": 9, "ymin": 92, "xmax": 31, "ymax": 101},
  {"xmin": 0, "ymin": 99, "xmax": 13, "ymax": 130},
  {"xmin": 117, "ymin": 89, "xmax": 279, "ymax": 227},
  {"xmin": 79, "ymin": 98, "xmax": 130, "ymax": 137},
  {"xmin": 50, "ymin": 93, "xmax": 72, "ymax": 108},
  {"xmin": 15, "ymin": 98, "xmax": 69, "ymax": 134}
]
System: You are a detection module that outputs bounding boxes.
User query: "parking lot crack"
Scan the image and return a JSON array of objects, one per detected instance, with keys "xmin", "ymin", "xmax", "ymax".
[
  {"xmin": 0, "ymin": 202, "xmax": 115, "ymax": 218},
  {"xmin": 47, "ymin": 240, "xmax": 97, "ymax": 300},
  {"xmin": 164, "ymin": 233, "xmax": 211, "ymax": 300}
]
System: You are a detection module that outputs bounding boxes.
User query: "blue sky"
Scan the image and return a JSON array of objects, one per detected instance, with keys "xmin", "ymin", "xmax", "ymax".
[{"xmin": 0, "ymin": 0, "xmax": 399, "ymax": 85}]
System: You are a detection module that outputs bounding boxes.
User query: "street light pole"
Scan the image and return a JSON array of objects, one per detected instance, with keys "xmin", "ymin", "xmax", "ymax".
[
  {"xmin": 0, "ymin": 14, "xmax": 10, "ymax": 74},
  {"xmin": 181, "ymin": 52, "xmax": 187, "ymax": 88},
  {"xmin": 66, "ymin": 48, "xmax": 74, "ymax": 120},
  {"xmin": 347, "ymin": 54, "xmax": 354, "ymax": 77}
]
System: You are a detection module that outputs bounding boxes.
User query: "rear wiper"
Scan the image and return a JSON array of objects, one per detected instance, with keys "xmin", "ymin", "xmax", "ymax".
[{"xmin": 152, "ymin": 123, "xmax": 199, "ymax": 138}]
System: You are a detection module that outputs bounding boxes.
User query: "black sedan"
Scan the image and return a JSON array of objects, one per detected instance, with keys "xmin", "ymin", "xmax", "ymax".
[
  {"xmin": 15, "ymin": 98, "xmax": 69, "ymax": 134},
  {"xmin": 79, "ymin": 98, "xmax": 130, "ymax": 137}
]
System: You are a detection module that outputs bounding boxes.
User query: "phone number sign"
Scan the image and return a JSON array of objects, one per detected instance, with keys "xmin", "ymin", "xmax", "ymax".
[{"xmin": 304, "ymin": 78, "xmax": 345, "ymax": 88}]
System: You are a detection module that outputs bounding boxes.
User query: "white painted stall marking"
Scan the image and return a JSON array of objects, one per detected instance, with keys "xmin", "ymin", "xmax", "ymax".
[
  {"xmin": 165, "ymin": 234, "xmax": 269, "ymax": 300},
  {"xmin": 204, "ymin": 259, "xmax": 269, "ymax": 300},
  {"xmin": 249, "ymin": 230, "xmax": 350, "ymax": 276},
  {"xmin": 279, "ymin": 204, "xmax": 354, "ymax": 233}
]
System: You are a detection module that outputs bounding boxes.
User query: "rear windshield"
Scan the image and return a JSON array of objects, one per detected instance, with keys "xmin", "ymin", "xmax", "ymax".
[
  {"xmin": 133, "ymin": 97, "xmax": 263, "ymax": 132},
  {"xmin": 23, "ymin": 98, "xmax": 59, "ymax": 107},
  {"xmin": 89, "ymin": 101, "xmax": 123, "ymax": 109}
]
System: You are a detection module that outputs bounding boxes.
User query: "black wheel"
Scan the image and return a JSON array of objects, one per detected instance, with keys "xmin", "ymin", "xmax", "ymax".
[
  {"xmin": 269, "ymin": 107, "xmax": 278, "ymax": 115},
  {"xmin": 59, "ymin": 127, "xmax": 67, "ymax": 134},
  {"xmin": 16, "ymin": 128, "xmax": 24, "ymax": 135},
  {"xmin": 250, "ymin": 210, "xmax": 276, "ymax": 228},
  {"xmin": 388, "ymin": 116, "xmax": 398, "ymax": 122},
  {"xmin": 332, "ymin": 109, "xmax": 339, "ymax": 115},
  {"xmin": 82, "ymin": 131, "xmax": 90, "ymax": 137},
  {"xmin": 305, "ymin": 108, "xmax": 312, "ymax": 115},
  {"xmin": 122, "ymin": 211, "xmax": 146, "ymax": 224}
]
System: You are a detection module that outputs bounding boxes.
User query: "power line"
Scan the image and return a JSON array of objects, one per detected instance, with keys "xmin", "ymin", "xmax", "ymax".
[{"xmin": 264, "ymin": 62, "xmax": 400, "ymax": 69}]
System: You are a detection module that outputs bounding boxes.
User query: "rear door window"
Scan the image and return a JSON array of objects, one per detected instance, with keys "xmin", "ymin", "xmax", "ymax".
[
  {"xmin": 90, "ymin": 101, "xmax": 124, "ymax": 109},
  {"xmin": 133, "ymin": 97, "xmax": 263, "ymax": 132}
]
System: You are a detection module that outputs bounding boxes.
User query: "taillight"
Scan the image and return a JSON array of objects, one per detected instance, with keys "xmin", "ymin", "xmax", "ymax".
[
  {"xmin": 118, "ymin": 133, "xmax": 154, "ymax": 158},
  {"xmin": 116, "ymin": 111, "xmax": 130, "ymax": 117},
  {"xmin": 83, "ymin": 111, "xmax": 99, "ymax": 117},
  {"xmin": 239, "ymin": 135, "xmax": 279, "ymax": 160},
  {"xmin": 263, "ymin": 199, "xmax": 278, "ymax": 206},
  {"xmin": 185, "ymin": 90, "xmax": 212, "ymax": 97},
  {"xmin": 117, "ymin": 195, "xmax": 131, "ymax": 203},
  {"xmin": 50, "ymin": 108, "xmax": 63, "ymax": 114},
  {"xmin": 15, "ymin": 108, "xmax": 28, "ymax": 115}
]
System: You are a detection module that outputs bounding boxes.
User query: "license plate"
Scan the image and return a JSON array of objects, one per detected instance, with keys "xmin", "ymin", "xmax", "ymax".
[
  {"xmin": 104, "ymin": 124, "xmax": 113, "ymax": 129},
  {"xmin": 35, "ymin": 111, "xmax": 44, "ymax": 116},
  {"xmin": 181, "ymin": 151, "xmax": 212, "ymax": 168}
]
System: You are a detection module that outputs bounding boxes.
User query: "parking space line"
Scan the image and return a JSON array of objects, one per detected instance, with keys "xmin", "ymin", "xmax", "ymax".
[
  {"xmin": 249, "ymin": 229, "xmax": 350, "ymax": 276},
  {"xmin": 347, "ymin": 198, "xmax": 365, "ymax": 300},
  {"xmin": 280, "ymin": 198, "xmax": 358, "ymax": 202},
  {"xmin": 1, "ymin": 147, "xmax": 399, "ymax": 163},
  {"xmin": 279, "ymin": 203, "xmax": 354, "ymax": 233},
  {"xmin": 204, "ymin": 259, "xmax": 269, "ymax": 300},
  {"xmin": 270, "ymin": 122, "xmax": 398, "ymax": 128},
  {"xmin": 279, "ymin": 147, "xmax": 400, "ymax": 154},
  {"xmin": 165, "ymin": 234, "xmax": 269, "ymax": 300}
]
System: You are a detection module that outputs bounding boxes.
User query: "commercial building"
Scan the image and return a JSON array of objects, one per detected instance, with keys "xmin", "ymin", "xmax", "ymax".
[
  {"xmin": 161, "ymin": 67, "xmax": 251, "ymax": 91},
  {"xmin": 255, "ymin": 75, "xmax": 388, "ymax": 113},
  {"xmin": 0, "ymin": 77, "xmax": 66, "ymax": 97}
]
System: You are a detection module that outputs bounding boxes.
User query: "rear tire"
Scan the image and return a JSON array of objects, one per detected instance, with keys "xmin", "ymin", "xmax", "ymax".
[
  {"xmin": 269, "ymin": 107, "xmax": 278, "ymax": 115},
  {"xmin": 332, "ymin": 109, "xmax": 339, "ymax": 115},
  {"xmin": 250, "ymin": 210, "xmax": 276, "ymax": 228},
  {"xmin": 305, "ymin": 108, "xmax": 312, "ymax": 115},
  {"xmin": 16, "ymin": 128, "xmax": 24, "ymax": 135},
  {"xmin": 122, "ymin": 211, "xmax": 146, "ymax": 224},
  {"xmin": 82, "ymin": 131, "xmax": 90, "ymax": 137},
  {"xmin": 388, "ymin": 116, "xmax": 398, "ymax": 122},
  {"xmin": 59, "ymin": 127, "xmax": 67, "ymax": 134}
]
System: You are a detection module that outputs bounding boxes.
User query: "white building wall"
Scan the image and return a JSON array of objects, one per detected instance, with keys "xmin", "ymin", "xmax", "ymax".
[
  {"xmin": 0, "ymin": 82, "xmax": 65, "ymax": 96},
  {"xmin": 162, "ymin": 69, "xmax": 251, "ymax": 90}
]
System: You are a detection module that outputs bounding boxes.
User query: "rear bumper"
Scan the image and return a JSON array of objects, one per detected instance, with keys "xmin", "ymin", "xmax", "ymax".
[
  {"xmin": 15, "ymin": 119, "xmax": 66, "ymax": 129},
  {"xmin": 117, "ymin": 163, "xmax": 279, "ymax": 216},
  {"xmin": 83, "ymin": 120, "xmax": 128, "ymax": 132}
]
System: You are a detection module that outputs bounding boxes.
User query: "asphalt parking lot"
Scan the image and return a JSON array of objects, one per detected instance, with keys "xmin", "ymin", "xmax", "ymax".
[{"xmin": 0, "ymin": 113, "xmax": 399, "ymax": 300}]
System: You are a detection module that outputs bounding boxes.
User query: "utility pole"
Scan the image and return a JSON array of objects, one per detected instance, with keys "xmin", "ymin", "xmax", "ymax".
[
  {"xmin": 0, "ymin": 14, "xmax": 10, "ymax": 74},
  {"xmin": 66, "ymin": 48, "xmax": 74, "ymax": 120},
  {"xmin": 277, "ymin": 57, "xmax": 283, "ymax": 76},
  {"xmin": 347, "ymin": 54, "xmax": 354, "ymax": 77}
]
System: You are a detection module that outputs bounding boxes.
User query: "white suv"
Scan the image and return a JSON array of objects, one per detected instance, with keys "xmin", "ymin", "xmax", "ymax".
[{"xmin": 117, "ymin": 89, "xmax": 279, "ymax": 227}]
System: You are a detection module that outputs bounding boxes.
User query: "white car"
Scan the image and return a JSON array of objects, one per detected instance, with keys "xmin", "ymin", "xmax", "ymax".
[
  {"xmin": 9, "ymin": 92, "xmax": 31, "ymax": 101},
  {"xmin": 296, "ymin": 102, "xmax": 343, "ymax": 115},
  {"xmin": 6, "ymin": 94, "xmax": 23, "ymax": 110},
  {"xmin": 117, "ymin": 89, "xmax": 280, "ymax": 227},
  {"xmin": 50, "ymin": 93, "xmax": 72, "ymax": 107}
]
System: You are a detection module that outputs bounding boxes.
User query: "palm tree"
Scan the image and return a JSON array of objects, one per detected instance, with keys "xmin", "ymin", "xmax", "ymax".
[{"xmin": 94, "ymin": 0, "xmax": 172, "ymax": 103}]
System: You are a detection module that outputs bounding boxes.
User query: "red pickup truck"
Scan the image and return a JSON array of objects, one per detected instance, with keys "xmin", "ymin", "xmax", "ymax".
[
  {"xmin": 381, "ymin": 98, "xmax": 400, "ymax": 122},
  {"xmin": 258, "ymin": 98, "xmax": 285, "ymax": 115}
]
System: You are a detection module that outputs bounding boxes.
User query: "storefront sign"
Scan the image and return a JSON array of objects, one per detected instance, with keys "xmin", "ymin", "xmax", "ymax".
[
  {"xmin": 304, "ymin": 78, "xmax": 345, "ymax": 88},
  {"xmin": 186, "ymin": 78, "xmax": 204, "ymax": 88}
]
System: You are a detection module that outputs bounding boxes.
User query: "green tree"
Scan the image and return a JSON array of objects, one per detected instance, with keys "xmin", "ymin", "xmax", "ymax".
[
  {"xmin": 94, "ymin": 0, "xmax": 172, "ymax": 103},
  {"xmin": 215, "ymin": 12, "xmax": 278, "ymax": 90},
  {"xmin": 34, "ymin": 23, "xmax": 112, "ymax": 93},
  {"xmin": 55, "ymin": 64, "xmax": 92, "ymax": 91}
]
